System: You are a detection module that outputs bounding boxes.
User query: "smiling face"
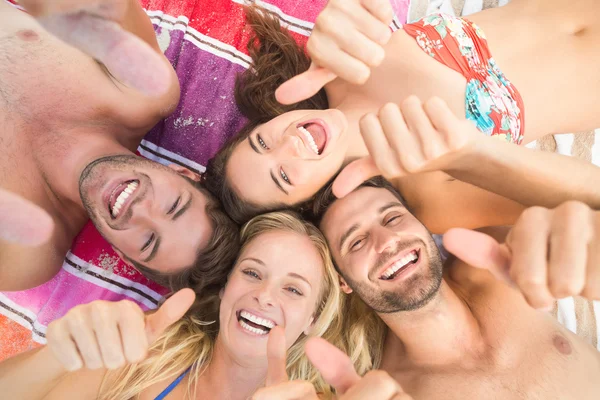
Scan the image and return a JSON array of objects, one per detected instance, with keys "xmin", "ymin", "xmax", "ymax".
[
  {"xmin": 79, "ymin": 155, "xmax": 214, "ymax": 273},
  {"xmin": 218, "ymin": 229, "xmax": 325, "ymax": 361},
  {"xmin": 226, "ymin": 109, "xmax": 349, "ymax": 207},
  {"xmin": 321, "ymin": 187, "xmax": 443, "ymax": 313}
]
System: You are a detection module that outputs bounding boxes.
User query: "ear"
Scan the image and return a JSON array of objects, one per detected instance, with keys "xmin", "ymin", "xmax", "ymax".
[
  {"xmin": 338, "ymin": 275, "xmax": 353, "ymax": 294},
  {"xmin": 167, "ymin": 163, "xmax": 201, "ymax": 182},
  {"xmin": 112, "ymin": 246, "xmax": 135, "ymax": 268},
  {"xmin": 303, "ymin": 315, "xmax": 315, "ymax": 336}
]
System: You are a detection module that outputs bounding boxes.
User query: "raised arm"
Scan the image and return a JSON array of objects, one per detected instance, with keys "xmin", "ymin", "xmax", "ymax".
[
  {"xmin": 0, "ymin": 289, "xmax": 195, "ymax": 399},
  {"xmin": 20, "ymin": 0, "xmax": 178, "ymax": 99},
  {"xmin": 332, "ymin": 97, "xmax": 600, "ymax": 211}
]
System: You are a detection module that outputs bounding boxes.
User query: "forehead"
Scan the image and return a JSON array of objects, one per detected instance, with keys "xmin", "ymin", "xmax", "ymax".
[
  {"xmin": 321, "ymin": 187, "xmax": 402, "ymax": 242},
  {"xmin": 241, "ymin": 230, "xmax": 324, "ymax": 279}
]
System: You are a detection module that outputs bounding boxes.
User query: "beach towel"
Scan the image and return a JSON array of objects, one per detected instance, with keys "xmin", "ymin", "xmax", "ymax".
[{"xmin": 0, "ymin": 0, "xmax": 410, "ymax": 361}]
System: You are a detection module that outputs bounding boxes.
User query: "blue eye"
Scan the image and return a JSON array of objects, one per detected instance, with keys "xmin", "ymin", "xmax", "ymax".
[
  {"xmin": 243, "ymin": 269, "xmax": 260, "ymax": 279},
  {"xmin": 287, "ymin": 287, "xmax": 303, "ymax": 296}
]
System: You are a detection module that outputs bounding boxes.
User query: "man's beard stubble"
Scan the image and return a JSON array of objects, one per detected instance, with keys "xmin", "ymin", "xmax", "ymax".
[{"xmin": 343, "ymin": 236, "xmax": 444, "ymax": 314}]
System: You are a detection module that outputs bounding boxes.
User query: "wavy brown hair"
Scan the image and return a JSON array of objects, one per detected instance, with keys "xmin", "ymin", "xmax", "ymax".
[{"xmin": 203, "ymin": 6, "xmax": 329, "ymax": 224}]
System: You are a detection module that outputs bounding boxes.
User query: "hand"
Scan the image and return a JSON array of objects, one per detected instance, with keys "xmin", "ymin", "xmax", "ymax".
[
  {"xmin": 306, "ymin": 337, "xmax": 412, "ymax": 399},
  {"xmin": 45, "ymin": 288, "xmax": 195, "ymax": 371},
  {"xmin": 0, "ymin": 188, "xmax": 54, "ymax": 246},
  {"xmin": 276, "ymin": 0, "xmax": 394, "ymax": 105},
  {"xmin": 332, "ymin": 96, "xmax": 478, "ymax": 198},
  {"xmin": 443, "ymin": 202, "xmax": 600, "ymax": 309},
  {"xmin": 19, "ymin": 0, "xmax": 171, "ymax": 96},
  {"xmin": 251, "ymin": 327, "xmax": 319, "ymax": 400}
]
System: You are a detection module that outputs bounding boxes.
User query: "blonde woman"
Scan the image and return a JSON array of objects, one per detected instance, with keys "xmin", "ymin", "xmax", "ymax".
[{"xmin": 0, "ymin": 212, "xmax": 349, "ymax": 400}]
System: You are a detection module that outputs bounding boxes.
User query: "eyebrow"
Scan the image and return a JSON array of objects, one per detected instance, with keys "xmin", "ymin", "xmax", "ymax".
[
  {"xmin": 270, "ymin": 170, "xmax": 289, "ymax": 195},
  {"xmin": 248, "ymin": 135, "xmax": 261, "ymax": 154},
  {"xmin": 173, "ymin": 197, "xmax": 192, "ymax": 220},
  {"xmin": 379, "ymin": 202, "xmax": 403, "ymax": 213},
  {"xmin": 339, "ymin": 223, "xmax": 360, "ymax": 253},
  {"xmin": 142, "ymin": 236, "xmax": 161, "ymax": 263},
  {"xmin": 288, "ymin": 272, "xmax": 312, "ymax": 288}
]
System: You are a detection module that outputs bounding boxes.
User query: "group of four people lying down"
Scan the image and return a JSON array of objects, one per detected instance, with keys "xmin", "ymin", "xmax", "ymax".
[{"xmin": 1, "ymin": 0, "xmax": 599, "ymax": 398}]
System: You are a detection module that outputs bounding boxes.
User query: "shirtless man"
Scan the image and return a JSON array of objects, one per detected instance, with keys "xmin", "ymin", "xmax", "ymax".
[
  {"xmin": 313, "ymin": 176, "xmax": 600, "ymax": 399},
  {"xmin": 0, "ymin": 0, "xmax": 237, "ymax": 291}
]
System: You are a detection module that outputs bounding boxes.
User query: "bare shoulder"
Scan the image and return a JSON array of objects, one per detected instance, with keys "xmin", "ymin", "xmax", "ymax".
[{"xmin": 44, "ymin": 368, "xmax": 108, "ymax": 400}]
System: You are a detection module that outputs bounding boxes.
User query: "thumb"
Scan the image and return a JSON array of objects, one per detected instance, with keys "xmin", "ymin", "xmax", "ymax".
[
  {"xmin": 275, "ymin": 63, "xmax": 337, "ymax": 105},
  {"xmin": 0, "ymin": 188, "xmax": 54, "ymax": 246},
  {"xmin": 306, "ymin": 337, "xmax": 360, "ymax": 395},
  {"xmin": 145, "ymin": 288, "xmax": 195, "ymax": 343},
  {"xmin": 332, "ymin": 157, "xmax": 381, "ymax": 199},
  {"xmin": 443, "ymin": 228, "xmax": 512, "ymax": 284},
  {"xmin": 266, "ymin": 326, "xmax": 289, "ymax": 386},
  {"xmin": 40, "ymin": 13, "xmax": 171, "ymax": 96}
]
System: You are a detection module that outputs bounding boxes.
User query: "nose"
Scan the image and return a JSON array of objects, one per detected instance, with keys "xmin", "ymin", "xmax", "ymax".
[
  {"xmin": 274, "ymin": 127, "xmax": 301, "ymax": 158},
  {"xmin": 128, "ymin": 195, "xmax": 163, "ymax": 227},
  {"xmin": 254, "ymin": 283, "xmax": 277, "ymax": 309},
  {"xmin": 373, "ymin": 225, "xmax": 398, "ymax": 254}
]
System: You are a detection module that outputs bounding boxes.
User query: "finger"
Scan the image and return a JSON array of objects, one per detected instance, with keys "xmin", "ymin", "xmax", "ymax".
[
  {"xmin": 91, "ymin": 302, "xmax": 126, "ymax": 369},
  {"xmin": 46, "ymin": 322, "xmax": 84, "ymax": 371},
  {"xmin": 332, "ymin": 157, "xmax": 381, "ymax": 198},
  {"xmin": 65, "ymin": 310, "xmax": 104, "ymax": 369},
  {"xmin": 342, "ymin": 370, "xmax": 402, "ymax": 400},
  {"xmin": 252, "ymin": 380, "xmax": 316, "ymax": 400},
  {"xmin": 360, "ymin": 0, "xmax": 395, "ymax": 25},
  {"xmin": 547, "ymin": 202, "xmax": 590, "ymax": 299},
  {"xmin": 443, "ymin": 228, "xmax": 512, "ymax": 284},
  {"xmin": 582, "ymin": 215, "xmax": 600, "ymax": 299},
  {"xmin": 145, "ymin": 288, "xmax": 195, "ymax": 344},
  {"xmin": 117, "ymin": 301, "xmax": 149, "ymax": 363},
  {"xmin": 423, "ymin": 97, "xmax": 469, "ymax": 151},
  {"xmin": 0, "ymin": 188, "xmax": 54, "ymax": 246},
  {"xmin": 361, "ymin": 112, "xmax": 406, "ymax": 178},
  {"xmin": 307, "ymin": 34, "xmax": 371, "ymax": 84},
  {"xmin": 305, "ymin": 337, "xmax": 359, "ymax": 395},
  {"xmin": 275, "ymin": 63, "xmax": 337, "ymax": 105},
  {"xmin": 266, "ymin": 326, "xmax": 288, "ymax": 386},
  {"xmin": 348, "ymin": 4, "xmax": 393, "ymax": 44},
  {"xmin": 40, "ymin": 13, "xmax": 172, "ymax": 96},
  {"xmin": 507, "ymin": 207, "xmax": 555, "ymax": 309},
  {"xmin": 317, "ymin": 23, "xmax": 385, "ymax": 68},
  {"xmin": 379, "ymin": 101, "xmax": 427, "ymax": 173}
]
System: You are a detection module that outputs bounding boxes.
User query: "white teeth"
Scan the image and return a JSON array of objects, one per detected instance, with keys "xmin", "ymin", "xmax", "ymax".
[
  {"xmin": 381, "ymin": 251, "xmax": 418, "ymax": 279},
  {"xmin": 239, "ymin": 319, "xmax": 269, "ymax": 335},
  {"xmin": 240, "ymin": 311, "xmax": 275, "ymax": 329},
  {"xmin": 111, "ymin": 181, "xmax": 138, "ymax": 218},
  {"xmin": 298, "ymin": 126, "xmax": 320, "ymax": 155}
]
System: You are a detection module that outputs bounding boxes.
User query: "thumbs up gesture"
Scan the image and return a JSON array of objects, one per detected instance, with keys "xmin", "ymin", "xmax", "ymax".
[
  {"xmin": 19, "ymin": 0, "xmax": 172, "ymax": 96},
  {"xmin": 45, "ymin": 288, "xmax": 195, "ymax": 371},
  {"xmin": 251, "ymin": 327, "xmax": 319, "ymax": 400},
  {"xmin": 306, "ymin": 337, "xmax": 412, "ymax": 399},
  {"xmin": 443, "ymin": 202, "xmax": 600, "ymax": 309}
]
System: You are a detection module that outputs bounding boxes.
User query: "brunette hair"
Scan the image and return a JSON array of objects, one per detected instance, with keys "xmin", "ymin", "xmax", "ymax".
[{"xmin": 204, "ymin": 6, "xmax": 329, "ymax": 224}]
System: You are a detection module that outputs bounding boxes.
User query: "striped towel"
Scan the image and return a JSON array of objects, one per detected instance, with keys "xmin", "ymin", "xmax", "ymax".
[
  {"xmin": 0, "ymin": 0, "xmax": 410, "ymax": 361},
  {"xmin": 408, "ymin": 0, "xmax": 600, "ymax": 351}
]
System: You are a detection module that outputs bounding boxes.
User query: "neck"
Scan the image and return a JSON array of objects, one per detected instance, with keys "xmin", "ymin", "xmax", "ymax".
[
  {"xmin": 200, "ymin": 337, "xmax": 267, "ymax": 400},
  {"xmin": 380, "ymin": 279, "xmax": 485, "ymax": 368}
]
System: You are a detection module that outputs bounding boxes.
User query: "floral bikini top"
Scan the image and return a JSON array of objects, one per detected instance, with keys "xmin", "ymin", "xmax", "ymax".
[{"xmin": 404, "ymin": 13, "xmax": 525, "ymax": 145}]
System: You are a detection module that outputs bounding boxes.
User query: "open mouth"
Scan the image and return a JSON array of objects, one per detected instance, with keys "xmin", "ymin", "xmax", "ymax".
[
  {"xmin": 379, "ymin": 249, "xmax": 420, "ymax": 281},
  {"xmin": 236, "ymin": 310, "xmax": 276, "ymax": 336},
  {"xmin": 297, "ymin": 120, "xmax": 328, "ymax": 155},
  {"xmin": 108, "ymin": 180, "xmax": 139, "ymax": 219}
]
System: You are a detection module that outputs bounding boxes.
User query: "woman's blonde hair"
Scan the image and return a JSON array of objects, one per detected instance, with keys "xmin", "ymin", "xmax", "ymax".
[{"xmin": 100, "ymin": 211, "xmax": 344, "ymax": 399}]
